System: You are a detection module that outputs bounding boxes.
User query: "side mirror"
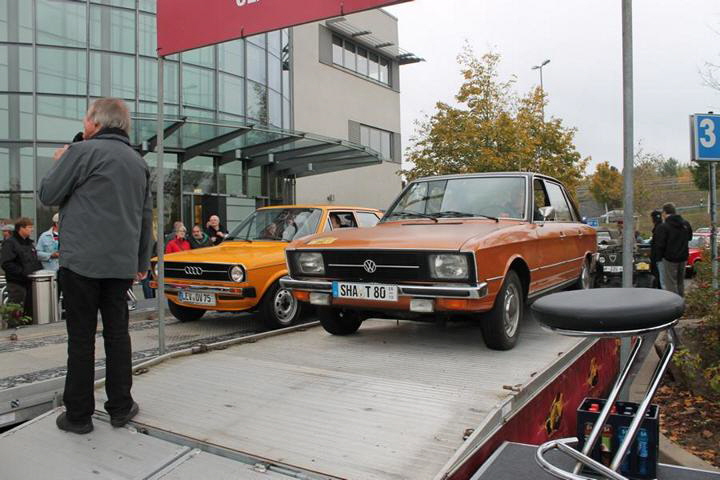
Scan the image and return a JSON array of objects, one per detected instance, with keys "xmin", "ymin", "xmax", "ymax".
[
  {"xmin": 538, "ymin": 206, "xmax": 555, "ymax": 221},
  {"xmin": 581, "ymin": 216, "xmax": 588, "ymax": 224}
]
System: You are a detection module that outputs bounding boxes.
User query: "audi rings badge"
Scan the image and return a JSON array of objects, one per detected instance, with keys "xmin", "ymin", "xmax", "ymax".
[
  {"xmin": 184, "ymin": 266, "xmax": 204, "ymax": 276},
  {"xmin": 363, "ymin": 260, "xmax": 377, "ymax": 273}
]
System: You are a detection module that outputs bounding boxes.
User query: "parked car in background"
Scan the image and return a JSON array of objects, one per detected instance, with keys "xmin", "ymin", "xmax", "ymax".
[
  {"xmin": 282, "ymin": 173, "xmax": 597, "ymax": 351},
  {"xmin": 596, "ymin": 227, "xmax": 620, "ymax": 250},
  {"xmin": 594, "ymin": 242, "xmax": 655, "ymax": 288},
  {"xmin": 686, "ymin": 232, "xmax": 710, "ymax": 277},
  {"xmin": 152, "ymin": 205, "xmax": 382, "ymax": 328}
]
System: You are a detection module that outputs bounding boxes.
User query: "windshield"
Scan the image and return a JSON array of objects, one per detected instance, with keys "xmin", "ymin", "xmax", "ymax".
[
  {"xmin": 383, "ymin": 176, "xmax": 527, "ymax": 221},
  {"xmin": 227, "ymin": 208, "xmax": 322, "ymax": 242},
  {"xmin": 689, "ymin": 236, "xmax": 708, "ymax": 248}
]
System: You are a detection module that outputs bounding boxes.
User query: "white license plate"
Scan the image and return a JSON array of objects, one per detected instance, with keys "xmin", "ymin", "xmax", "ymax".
[
  {"xmin": 178, "ymin": 290, "xmax": 216, "ymax": 306},
  {"xmin": 604, "ymin": 266, "xmax": 623, "ymax": 273},
  {"xmin": 332, "ymin": 282, "xmax": 398, "ymax": 301}
]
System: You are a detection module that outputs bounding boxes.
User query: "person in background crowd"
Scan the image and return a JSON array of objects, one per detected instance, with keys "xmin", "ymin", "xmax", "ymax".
[
  {"xmin": 40, "ymin": 97, "xmax": 152, "ymax": 435},
  {"xmin": 37, "ymin": 213, "xmax": 60, "ymax": 271},
  {"xmin": 654, "ymin": 202, "xmax": 693, "ymax": 296},
  {"xmin": 0, "ymin": 217, "xmax": 43, "ymax": 318},
  {"xmin": 189, "ymin": 224, "xmax": 213, "ymax": 249},
  {"xmin": 0, "ymin": 219, "xmax": 13, "ymax": 243},
  {"xmin": 165, "ymin": 224, "xmax": 191, "ymax": 253},
  {"xmin": 649, "ymin": 210, "xmax": 663, "ymax": 289},
  {"xmin": 164, "ymin": 220, "xmax": 183, "ymax": 245},
  {"xmin": 206, "ymin": 215, "xmax": 227, "ymax": 246}
]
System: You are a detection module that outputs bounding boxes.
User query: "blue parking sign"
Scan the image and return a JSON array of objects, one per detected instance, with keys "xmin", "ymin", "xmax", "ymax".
[{"xmin": 691, "ymin": 114, "xmax": 720, "ymax": 161}]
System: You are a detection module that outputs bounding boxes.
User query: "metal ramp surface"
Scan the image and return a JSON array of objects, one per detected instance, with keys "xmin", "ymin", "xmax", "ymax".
[
  {"xmin": 0, "ymin": 410, "xmax": 298, "ymax": 479},
  {"xmin": 0, "ymin": 319, "xmax": 587, "ymax": 479}
]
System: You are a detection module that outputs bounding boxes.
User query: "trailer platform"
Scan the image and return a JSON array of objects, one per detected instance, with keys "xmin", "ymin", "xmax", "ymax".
[{"xmin": 1, "ymin": 318, "xmax": 602, "ymax": 479}]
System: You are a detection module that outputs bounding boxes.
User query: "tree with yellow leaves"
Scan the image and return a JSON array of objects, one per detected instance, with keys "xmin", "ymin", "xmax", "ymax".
[
  {"xmin": 588, "ymin": 161, "xmax": 623, "ymax": 211},
  {"xmin": 402, "ymin": 48, "xmax": 589, "ymax": 194}
]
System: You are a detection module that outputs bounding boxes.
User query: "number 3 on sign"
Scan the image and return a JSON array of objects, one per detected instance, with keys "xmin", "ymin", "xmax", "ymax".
[{"xmin": 700, "ymin": 118, "xmax": 717, "ymax": 148}]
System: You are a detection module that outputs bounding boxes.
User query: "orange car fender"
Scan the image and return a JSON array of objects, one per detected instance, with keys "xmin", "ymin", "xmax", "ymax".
[{"xmin": 252, "ymin": 265, "xmax": 290, "ymax": 301}]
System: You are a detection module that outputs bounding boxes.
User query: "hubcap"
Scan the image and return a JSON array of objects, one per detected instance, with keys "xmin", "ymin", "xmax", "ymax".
[
  {"xmin": 581, "ymin": 261, "xmax": 591, "ymax": 289},
  {"xmin": 503, "ymin": 283, "xmax": 520, "ymax": 337},
  {"xmin": 273, "ymin": 288, "xmax": 297, "ymax": 324}
]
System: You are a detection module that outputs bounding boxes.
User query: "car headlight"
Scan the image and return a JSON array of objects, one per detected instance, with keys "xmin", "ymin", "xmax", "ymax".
[
  {"xmin": 598, "ymin": 256, "xmax": 606, "ymax": 264},
  {"xmin": 429, "ymin": 254, "xmax": 469, "ymax": 280},
  {"xmin": 296, "ymin": 252, "xmax": 325, "ymax": 275},
  {"xmin": 229, "ymin": 265, "xmax": 245, "ymax": 282}
]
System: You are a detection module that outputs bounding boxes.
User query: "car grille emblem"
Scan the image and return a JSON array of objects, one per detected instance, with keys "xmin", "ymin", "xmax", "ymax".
[
  {"xmin": 363, "ymin": 260, "xmax": 377, "ymax": 273},
  {"xmin": 184, "ymin": 266, "xmax": 204, "ymax": 275},
  {"xmin": 609, "ymin": 254, "xmax": 617, "ymax": 263}
]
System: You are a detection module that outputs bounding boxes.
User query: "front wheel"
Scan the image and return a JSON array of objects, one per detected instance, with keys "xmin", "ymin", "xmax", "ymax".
[
  {"xmin": 167, "ymin": 299, "xmax": 205, "ymax": 322},
  {"xmin": 481, "ymin": 270, "xmax": 523, "ymax": 350},
  {"xmin": 318, "ymin": 307, "xmax": 363, "ymax": 335},
  {"xmin": 259, "ymin": 281, "xmax": 302, "ymax": 329}
]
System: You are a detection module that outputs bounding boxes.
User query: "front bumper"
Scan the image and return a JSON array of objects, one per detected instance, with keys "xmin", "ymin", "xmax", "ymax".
[{"xmin": 279, "ymin": 277, "xmax": 488, "ymax": 299}]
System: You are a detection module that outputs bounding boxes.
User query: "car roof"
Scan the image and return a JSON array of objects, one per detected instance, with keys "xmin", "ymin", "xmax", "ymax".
[
  {"xmin": 411, "ymin": 171, "xmax": 563, "ymax": 185},
  {"xmin": 257, "ymin": 204, "xmax": 381, "ymax": 212}
]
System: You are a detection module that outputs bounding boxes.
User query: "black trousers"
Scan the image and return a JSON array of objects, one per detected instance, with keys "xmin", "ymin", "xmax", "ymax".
[{"xmin": 58, "ymin": 267, "xmax": 134, "ymax": 423}]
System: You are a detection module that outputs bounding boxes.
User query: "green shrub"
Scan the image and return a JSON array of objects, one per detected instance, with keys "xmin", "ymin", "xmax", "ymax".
[
  {"xmin": 0, "ymin": 302, "xmax": 33, "ymax": 328},
  {"xmin": 676, "ymin": 249, "xmax": 720, "ymax": 400}
]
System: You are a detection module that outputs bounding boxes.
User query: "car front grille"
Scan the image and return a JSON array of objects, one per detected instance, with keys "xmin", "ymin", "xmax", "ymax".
[
  {"xmin": 290, "ymin": 250, "xmax": 475, "ymax": 284},
  {"xmin": 163, "ymin": 262, "xmax": 232, "ymax": 281}
]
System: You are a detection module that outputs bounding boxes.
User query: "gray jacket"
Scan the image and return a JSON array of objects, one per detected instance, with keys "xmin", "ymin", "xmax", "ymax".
[{"xmin": 38, "ymin": 131, "xmax": 153, "ymax": 279}]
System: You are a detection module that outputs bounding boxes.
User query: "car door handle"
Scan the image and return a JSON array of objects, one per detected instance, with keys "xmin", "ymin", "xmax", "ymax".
[{"xmin": 559, "ymin": 231, "xmax": 566, "ymax": 238}]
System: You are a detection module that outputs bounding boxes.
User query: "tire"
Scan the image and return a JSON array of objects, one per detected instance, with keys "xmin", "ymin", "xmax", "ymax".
[
  {"xmin": 318, "ymin": 307, "xmax": 363, "ymax": 335},
  {"xmin": 572, "ymin": 257, "xmax": 593, "ymax": 290},
  {"xmin": 259, "ymin": 280, "xmax": 302, "ymax": 329},
  {"xmin": 481, "ymin": 270, "xmax": 523, "ymax": 351},
  {"xmin": 167, "ymin": 299, "xmax": 205, "ymax": 322}
]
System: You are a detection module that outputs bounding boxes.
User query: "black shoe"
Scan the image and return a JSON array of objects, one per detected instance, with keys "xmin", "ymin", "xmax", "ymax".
[
  {"xmin": 56, "ymin": 412, "xmax": 93, "ymax": 434},
  {"xmin": 110, "ymin": 401, "xmax": 139, "ymax": 428}
]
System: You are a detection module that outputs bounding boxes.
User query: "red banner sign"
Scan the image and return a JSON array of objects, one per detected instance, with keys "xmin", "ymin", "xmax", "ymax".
[{"xmin": 157, "ymin": 0, "xmax": 413, "ymax": 57}]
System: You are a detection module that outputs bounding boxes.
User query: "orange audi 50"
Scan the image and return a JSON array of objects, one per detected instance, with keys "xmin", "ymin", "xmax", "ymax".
[
  {"xmin": 281, "ymin": 173, "xmax": 597, "ymax": 350},
  {"xmin": 154, "ymin": 205, "xmax": 382, "ymax": 329}
]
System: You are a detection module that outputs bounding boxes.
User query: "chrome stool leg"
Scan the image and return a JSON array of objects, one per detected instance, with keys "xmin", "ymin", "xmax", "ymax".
[{"xmin": 535, "ymin": 323, "xmax": 677, "ymax": 480}]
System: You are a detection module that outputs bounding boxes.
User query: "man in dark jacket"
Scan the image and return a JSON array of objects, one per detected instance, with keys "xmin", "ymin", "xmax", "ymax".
[
  {"xmin": 654, "ymin": 202, "xmax": 692, "ymax": 296},
  {"xmin": 39, "ymin": 98, "xmax": 152, "ymax": 435},
  {"xmin": 649, "ymin": 210, "xmax": 663, "ymax": 288},
  {"xmin": 205, "ymin": 215, "xmax": 227, "ymax": 246},
  {"xmin": 189, "ymin": 224, "xmax": 213, "ymax": 249},
  {"xmin": 0, "ymin": 218, "xmax": 43, "ymax": 318}
]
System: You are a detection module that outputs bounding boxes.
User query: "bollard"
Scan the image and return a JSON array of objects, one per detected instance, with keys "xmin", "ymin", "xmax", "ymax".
[{"xmin": 28, "ymin": 270, "xmax": 60, "ymax": 325}]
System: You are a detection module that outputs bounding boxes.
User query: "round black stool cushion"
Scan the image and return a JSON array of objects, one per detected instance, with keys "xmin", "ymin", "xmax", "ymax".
[{"xmin": 531, "ymin": 288, "xmax": 684, "ymax": 333}]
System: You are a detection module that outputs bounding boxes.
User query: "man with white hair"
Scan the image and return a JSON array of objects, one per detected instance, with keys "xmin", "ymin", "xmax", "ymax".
[
  {"xmin": 39, "ymin": 98, "xmax": 152, "ymax": 435},
  {"xmin": 36, "ymin": 213, "xmax": 60, "ymax": 271}
]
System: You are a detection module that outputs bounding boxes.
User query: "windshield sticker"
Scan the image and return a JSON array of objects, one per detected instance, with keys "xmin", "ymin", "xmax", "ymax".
[{"xmin": 308, "ymin": 237, "xmax": 337, "ymax": 245}]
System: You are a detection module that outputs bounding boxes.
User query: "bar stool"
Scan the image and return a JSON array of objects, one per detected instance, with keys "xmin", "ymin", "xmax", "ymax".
[{"xmin": 531, "ymin": 288, "xmax": 685, "ymax": 480}]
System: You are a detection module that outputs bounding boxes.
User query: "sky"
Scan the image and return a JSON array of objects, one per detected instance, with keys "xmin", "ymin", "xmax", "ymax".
[{"xmin": 384, "ymin": 0, "xmax": 720, "ymax": 174}]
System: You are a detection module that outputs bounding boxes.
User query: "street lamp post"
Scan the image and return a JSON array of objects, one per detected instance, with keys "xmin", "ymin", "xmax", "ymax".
[{"xmin": 532, "ymin": 59, "xmax": 551, "ymax": 121}]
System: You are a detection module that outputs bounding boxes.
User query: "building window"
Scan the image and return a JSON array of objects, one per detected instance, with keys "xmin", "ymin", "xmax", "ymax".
[
  {"xmin": 331, "ymin": 35, "xmax": 391, "ymax": 86},
  {"xmin": 359, "ymin": 124, "xmax": 392, "ymax": 160}
]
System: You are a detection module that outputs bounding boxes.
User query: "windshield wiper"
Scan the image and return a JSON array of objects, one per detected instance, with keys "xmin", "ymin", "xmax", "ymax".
[
  {"xmin": 432, "ymin": 210, "xmax": 476, "ymax": 218},
  {"xmin": 431, "ymin": 211, "xmax": 499, "ymax": 222},
  {"xmin": 226, "ymin": 236, "xmax": 252, "ymax": 242},
  {"xmin": 388, "ymin": 211, "xmax": 438, "ymax": 223}
]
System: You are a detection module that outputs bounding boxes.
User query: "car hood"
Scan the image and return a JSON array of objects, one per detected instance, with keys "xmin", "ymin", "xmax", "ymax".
[
  {"xmin": 158, "ymin": 241, "xmax": 286, "ymax": 270},
  {"xmin": 291, "ymin": 219, "xmax": 517, "ymax": 251}
]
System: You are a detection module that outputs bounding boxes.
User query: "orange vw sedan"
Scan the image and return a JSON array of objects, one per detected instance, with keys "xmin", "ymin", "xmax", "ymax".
[
  {"xmin": 281, "ymin": 173, "xmax": 597, "ymax": 350},
  {"xmin": 153, "ymin": 205, "xmax": 382, "ymax": 329}
]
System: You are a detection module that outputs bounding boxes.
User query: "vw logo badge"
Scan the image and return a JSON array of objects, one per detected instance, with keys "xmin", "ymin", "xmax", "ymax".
[
  {"xmin": 609, "ymin": 254, "xmax": 617, "ymax": 263},
  {"xmin": 184, "ymin": 266, "xmax": 203, "ymax": 275},
  {"xmin": 363, "ymin": 260, "xmax": 377, "ymax": 273}
]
